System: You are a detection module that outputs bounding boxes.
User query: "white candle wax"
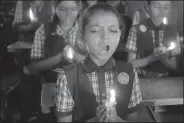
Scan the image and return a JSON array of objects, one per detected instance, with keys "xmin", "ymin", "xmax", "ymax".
[
  {"xmin": 66, "ymin": 47, "xmax": 74, "ymax": 59},
  {"xmin": 167, "ymin": 42, "xmax": 176, "ymax": 51},
  {"xmin": 29, "ymin": 8, "xmax": 37, "ymax": 22},
  {"xmin": 105, "ymin": 89, "xmax": 116, "ymax": 108},
  {"xmin": 163, "ymin": 17, "xmax": 168, "ymax": 25}
]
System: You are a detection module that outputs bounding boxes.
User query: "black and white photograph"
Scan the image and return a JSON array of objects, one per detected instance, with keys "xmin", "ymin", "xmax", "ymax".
[{"xmin": 0, "ymin": 0, "xmax": 183, "ymax": 123}]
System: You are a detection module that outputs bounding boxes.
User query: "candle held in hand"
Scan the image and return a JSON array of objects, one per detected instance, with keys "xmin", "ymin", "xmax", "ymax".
[
  {"xmin": 105, "ymin": 89, "xmax": 116, "ymax": 108},
  {"xmin": 167, "ymin": 42, "xmax": 176, "ymax": 51},
  {"xmin": 29, "ymin": 8, "xmax": 37, "ymax": 22},
  {"xmin": 66, "ymin": 47, "xmax": 74, "ymax": 59},
  {"xmin": 163, "ymin": 17, "xmax": 168, "ymax": 25}
]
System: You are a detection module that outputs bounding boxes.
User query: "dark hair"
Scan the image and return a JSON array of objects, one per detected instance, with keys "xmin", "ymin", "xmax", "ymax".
[{"xmin": 80, "ymin": 3, "xmax": 125, "ymax": 35}]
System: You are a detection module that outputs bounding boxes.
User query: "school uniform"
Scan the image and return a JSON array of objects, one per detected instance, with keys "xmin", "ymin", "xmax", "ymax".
[
  {"xmin": 126, "ymin": 18, "xmax": 181, "ymax": 78},
  {"xmin": 30, "ymin": 19, "xmax": 83, "ymax": 122},
  {"xmin": 56, "ymin": 55, "xmax": 142, "ymax": 122},
  {"xmin": 12, "ymin": 1, "xmax": 54, "ymax": 122}
]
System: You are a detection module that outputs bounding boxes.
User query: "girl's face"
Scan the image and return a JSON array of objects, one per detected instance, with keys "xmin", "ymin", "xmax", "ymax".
[
  {"xmin": 148, "ymin": 1, "xmax": 172, "ymax": 25},
  {"xmin": 83, "ymin": 11, "xmax": 121, "ymax": 62},
  {"xmin": 56, "ymin": 1, "xmax": 79, "ymax": 26}
]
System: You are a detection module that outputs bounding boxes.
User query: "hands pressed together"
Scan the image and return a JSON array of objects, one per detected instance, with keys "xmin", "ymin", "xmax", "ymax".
[
  {"xmin": 94, "ymin": 101, "xmax": 124, "ymax": 122},
  {"xmin": 152, "ymin": 46, "xmax": 171, "ymax": 61}
]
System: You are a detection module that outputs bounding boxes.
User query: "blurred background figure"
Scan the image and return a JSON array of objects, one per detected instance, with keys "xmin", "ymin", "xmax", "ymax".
[
  {"xmin": 126, "ymin": 0, "xmax": 181, "ymax": 78},
  {"xmin": 12, "ymin": 0, "xmax": 54, "ymax": 43},
  {"xmin": 106, "ymin": 0, "xmax": 132, "ymax": 61},
  {"xmin": 132, "ymin": 1, "xmax": 150, "ymax": 25},
  {"xmin": 11, "ymin": 1, "xmax": 55, "ymax": 123},
  {"xmin": 23, "ymin": 1, "xmax": 83, "ymax": 122}
]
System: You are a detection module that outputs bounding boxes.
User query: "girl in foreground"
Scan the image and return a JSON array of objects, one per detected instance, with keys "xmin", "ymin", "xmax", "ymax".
[{"xmin": 56, "ymin": 3, "xmax": 142, "ymax": 122}]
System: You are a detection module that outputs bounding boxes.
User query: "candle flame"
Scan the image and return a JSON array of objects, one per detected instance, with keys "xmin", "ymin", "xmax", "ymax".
[
  {"xmin": 168, "ymin": 42, "xmax": 176, "ymax": 50},
  {"xmin": 110, "ymin": 89, "xmax": 115, "ymax": 103},
  {"xmin": 29, "ymin": 8, "xmax": 35, "ymax": 21},
  {"xmin": 163, "ymin": 17, "xmax": 168, "ymax": 25},
  {"xmin": 67, "ymin": 47, "xmax": 74, "ymax": 59}
]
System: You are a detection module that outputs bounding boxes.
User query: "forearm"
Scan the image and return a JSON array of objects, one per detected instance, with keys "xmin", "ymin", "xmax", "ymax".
[
  {"xmin": 130, "ymin": 55, "xmax": 156, "ymax": 68},
  {"xmin": 28, "ymin": 53, "xmax": 62, "ymax": 73}
]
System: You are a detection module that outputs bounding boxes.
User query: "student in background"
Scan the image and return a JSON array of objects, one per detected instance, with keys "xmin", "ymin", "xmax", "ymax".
[
  {"xmin": 56, "ymin": 3, "xmax": 142, "ymax": 122},
  {"xmin": 12, "ymin": 0, "xmax": 54, "ymax": 42},
  {"xmin": 132, "ymin": 1, "xmax": 150, "ymax": 26},
  {"xmin": 24, "ymin": 1, "xmax": 84, "ymax": 122},
  {"xmin": 12, "ymin": 1, "xmax": 54, "ymax": 122},
  {"xmin": 106, "ymin": 0, "xmax": 132, "ymax": 61},
  {"xmin": 126, "ymin": 0, "xmax": 181, "ymax": 78}
]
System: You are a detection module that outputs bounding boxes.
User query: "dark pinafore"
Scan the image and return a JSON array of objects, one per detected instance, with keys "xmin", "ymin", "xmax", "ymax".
[
  {"xmin": 135, "ymin": 18, "xmax": 178, "ymax": 78},
  {"xmin": 63, "ymin": 57, "xmax": 135, "ymax": 122}
]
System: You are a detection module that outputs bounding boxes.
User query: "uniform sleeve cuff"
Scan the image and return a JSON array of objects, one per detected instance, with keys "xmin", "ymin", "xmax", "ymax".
[{"xmin": 56, "ymin": 111, "xmax": 73, "ymax": 117}]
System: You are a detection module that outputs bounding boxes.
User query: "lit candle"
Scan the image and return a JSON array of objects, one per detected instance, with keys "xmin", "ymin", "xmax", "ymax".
[
  {"xmin": 163, "ymin": 17, "xmax": 168, "ymax": 25},
  {"xmin": 66, "ymin": 47, "xmax": 74, "ymax": 59},
  {"xmin": 29, "ymin": 8, "xmax": 37, "ymax": 22},
  {"xmin": 105, "ymin": 89, "xmax": 116, "ymax": 108},
  {"xmin": 167, "ymin": 42, "xmax": 176, "ymax": 51}
]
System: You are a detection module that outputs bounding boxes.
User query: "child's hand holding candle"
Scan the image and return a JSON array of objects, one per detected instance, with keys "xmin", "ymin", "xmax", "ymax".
[
  {"xmin": 63, "ymin": 45, "xmax": 75, "ymax": 63},
  {"xmin": 105, "ymin": 89, "xmax": 117, "ymax": 117},
  {"xmin": 105, "ymin": 89, "xmax": 116, "ymax": 108},
  {"xmin": 166, "ymin": 42, "xmax": 176, "ymax": 52},
  {"xmin": 154, "ymin": 46, "xmax": 167, "ymax": 57}
]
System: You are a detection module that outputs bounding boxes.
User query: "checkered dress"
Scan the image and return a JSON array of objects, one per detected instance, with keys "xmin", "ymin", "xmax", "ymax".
[
  {"xmin": 30, "ymin": 22, "xmax": 79, "ymax": 60},
  {"xmin": 126, "ymin": 21, "xmax": 181, "ymax": 78},
  {"xmin": 55, "ymin": 66, "xmax": 142, "ymax": 113}
]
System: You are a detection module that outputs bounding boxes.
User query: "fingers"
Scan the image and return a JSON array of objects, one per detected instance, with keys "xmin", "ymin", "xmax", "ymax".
[
  {"xmin": 96, "ymin": 105, "xmax": 106, "ymax": 116},
  {"xmin": 96, "ymin": 103, "xmax": 109, "ymax": 122},
  {"xmin": 104, "ymin": 113, "xmax": 110, "ymax": 122},
  {"xmin": 97, "ymin": 107, "xmax": 105, "ymax": 122}
]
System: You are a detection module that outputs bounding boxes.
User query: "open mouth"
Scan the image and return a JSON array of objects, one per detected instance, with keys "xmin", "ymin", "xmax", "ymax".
[{"xmin": 100, "ymin": 45, "xmax": 110, "ymax": 54}]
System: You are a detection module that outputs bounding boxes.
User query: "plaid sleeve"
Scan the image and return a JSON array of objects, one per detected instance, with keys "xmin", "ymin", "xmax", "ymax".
[
  {"xmin": 12, "ymin": 1, "xmax": 23, "ymax": 27},
  {"xmin": 170, "ymin": 32, "xmax": 181, "ymax": 56},
  {"xmin": 30, "ymin": 24, "xmax": 45, "ymax": 60},
  {"xmin": 127, "ymin": 69, "xmax": 142, "ymax": 113},
  {"xmin": 125, "ymin": 27, "xmax": 137, "ymax": 53},
  {"xmin": 56, "ymin": 70, "xmax": 74, "ymax": 117}
]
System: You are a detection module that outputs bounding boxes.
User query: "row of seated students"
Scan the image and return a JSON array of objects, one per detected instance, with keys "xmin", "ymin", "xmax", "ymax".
[{"xmin": 12, "ymin": 0, "xmax": 182, "ymax": 122}]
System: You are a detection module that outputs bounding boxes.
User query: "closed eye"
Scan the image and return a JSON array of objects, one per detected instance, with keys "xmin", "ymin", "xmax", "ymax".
[
  {"xmin": 110, "ymin": 30, "xmax": 118, "ymax": 33},
  {"xmin": 90, "ymin": 30, "xmax": 99, "ymax": 33}
]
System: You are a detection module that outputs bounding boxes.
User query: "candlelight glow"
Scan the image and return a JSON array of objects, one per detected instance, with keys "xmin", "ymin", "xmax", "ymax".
[
  {"xmin": 167, "ymin": 42, "xmax": 176, "ymax": 50},
  {"xmin": 29, "ymin": 8, "xmax": 34, "ymax": 21},
  {"xmin": 163, "ymin": 17, "xmax": 168, "ymax": 25},
  {"xmin": 67, "ymin": 47, "xmax": 74, "ymax": 59},
  {"xmin": 110, "ymin": 89, "xmax": 116, "ymax": 103}
]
